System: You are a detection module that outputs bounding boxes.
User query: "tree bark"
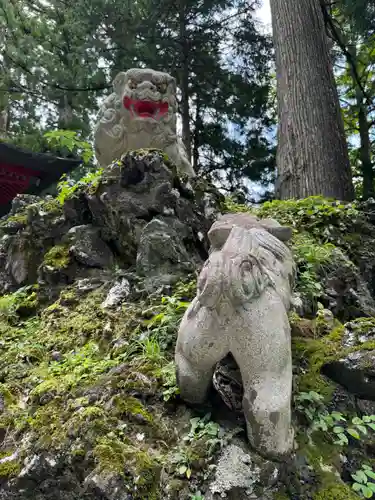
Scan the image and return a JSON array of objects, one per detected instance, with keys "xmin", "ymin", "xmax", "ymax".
[
  {"xmin": 58, "ymin": 94, "xmax": 74, "ymax": 129},
  {"xmin": 193, "ymin": 96, "xmax": 202, "ymax": 170},
  {"xmin": 179, "ymin": 0, "xmax": 192, "ymax": 161},
  {"xmin": 357, "ymin": 96, "xmax": 373, "ymax": 199},
  {"xmin": 270, "ymin": 0, "xmax": 354, "ymax": 201},
  {"xmin": 0, "ymin": 108, "xmax": 8, "ymax": 140},
  {"xmin": 347, "ymin": 47, "xmax": 374, "ymax": 199}
]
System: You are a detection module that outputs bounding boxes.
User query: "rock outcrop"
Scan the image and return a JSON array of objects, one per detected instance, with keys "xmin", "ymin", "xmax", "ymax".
[
  {"xmin": 0, "ymin": 150, "xmax": 222, "ymax": 299},
  {"xmin": 3, "ymin": 183, "xmax": 375, "ymax": 499},
  {"xmin": 321, "ymin": 318, "xmax": 375, "ymax": 400}
]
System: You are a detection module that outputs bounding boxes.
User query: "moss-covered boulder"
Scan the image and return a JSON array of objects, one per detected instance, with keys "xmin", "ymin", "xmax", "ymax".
[
  {"xmin": 321, "ymin": 318, "xmax": 375, "ymax": 400},
  {"xmin": 0, "ymin": 150, "xmax": 223, "ymax": 299},
  {"xmin": 3, "ymin": 190, "xmax": 375, "ymax": 498}
]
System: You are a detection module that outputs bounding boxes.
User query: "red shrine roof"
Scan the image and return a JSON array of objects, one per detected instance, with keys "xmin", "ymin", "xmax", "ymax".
[{"xmin": 0, "ymin": 142, "xmax": 82, "ymax": 216}]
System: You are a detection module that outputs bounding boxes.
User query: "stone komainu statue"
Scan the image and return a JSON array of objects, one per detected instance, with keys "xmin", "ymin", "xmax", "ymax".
[
  {"xmin": 94, "ymin": 68, "xmax": 195, "ymax": 177},
  {"xmin": 175, "ymin": 214, "xmax": 296, "ymax": 458}
]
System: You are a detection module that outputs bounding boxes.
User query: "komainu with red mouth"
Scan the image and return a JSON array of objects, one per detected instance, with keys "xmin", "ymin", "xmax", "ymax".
[{"xmin": 94, "ymin": 68, "xmax": 195, "ymax": 177}]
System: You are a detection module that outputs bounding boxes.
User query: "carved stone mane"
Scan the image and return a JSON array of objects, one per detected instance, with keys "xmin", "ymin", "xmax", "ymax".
[
  {"xmin": 94, "ymin": 68, "xmax": 195, "ymax": 177},
  {"xmin": 196, "ymin": 226, "xmax": 295, "ymax": 310}
]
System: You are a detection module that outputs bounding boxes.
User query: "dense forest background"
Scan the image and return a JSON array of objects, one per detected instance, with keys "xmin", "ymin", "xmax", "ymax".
[{"xmin": 1, "ymin": 0, "xmax": 375, "ymax": 202}]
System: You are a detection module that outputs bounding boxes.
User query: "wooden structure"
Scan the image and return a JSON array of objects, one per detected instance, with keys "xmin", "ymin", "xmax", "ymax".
[{"xmin": 0, "ymin": 142, "xmax": 81, "ymax": 216}]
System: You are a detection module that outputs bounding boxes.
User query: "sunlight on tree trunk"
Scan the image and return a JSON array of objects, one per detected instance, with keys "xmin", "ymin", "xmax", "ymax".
[{"xmin": 270, "ymin": 0, "xmax": 355, "ymax": 201}]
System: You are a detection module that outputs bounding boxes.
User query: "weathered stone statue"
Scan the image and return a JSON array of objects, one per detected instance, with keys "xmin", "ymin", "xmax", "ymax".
[
  {"xmin": 94, "ymin": 68, "xmax": 196, "ymax": 177},
  {"xmin": 175, "ymin": 214, "xmax": 296, "ymax": 458}
]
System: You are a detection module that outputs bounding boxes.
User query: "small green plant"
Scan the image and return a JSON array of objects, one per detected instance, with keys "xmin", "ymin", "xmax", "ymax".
[
  {"xmin": 168, "ymin": 414, "xmax": 222, "ymax": 480},
  {"xmin": 352, "ymin": 464, "xmax": 375, "ymax": 498},
  {"xmin": 0, "ymin": 285, "xmax": 38, "ymax": 322},
  {"xmin": 183, "ymin": 413, "xmax": 222, "ymax": 456},
  {"xmin": 160, "ymin": 362, "xmax": 180, "ymax": 402},
  {"xmin": 56, "ymin": 168, "xmax": 103, "ymax": 205},
  {"xmin": 295, "ymin": 391, "xmax": 375, "ymax": 445},
  {"xmin": 169, "ymin": 448, "xmax": 195, "ymax": 479},
  {"xmin": 142, "ymin": 295, "xmax": 191, "ymax": 350},
  {"xmin": 295, "ymin": 390, "xmax": 327, "ymax": 422},
  {"xmin": 331, "ymin": 415, "xmax": 375, "ymax": 445},
  {"xmin": 292, "ymin": 234, "xmax": 335, "ymax": 305},
  {"xmin": 190, "ymin": 493, "xmax": 204, "ymax": 500}
]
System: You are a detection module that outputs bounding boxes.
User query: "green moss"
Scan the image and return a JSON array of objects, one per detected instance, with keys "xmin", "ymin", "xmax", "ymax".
[
  {"xmin": 0, "ymin": 277, "xmax": 202, "ymax": 497},
  {"xmin": 295, "ymin": 432, "xmax": 358, "ymax": 500},
  {"xmin": 313, "ymin": 482, "xmax": 359, "ymax": 500},
  {"xmin": 221, "ymin": 197, "xmax": 251, "ymax": 214},
  {"xmin": 93, "ymin": 437, "xmax": 161, "ymax": 498},
  {"xmin": 0, "ymin": 453, "xmax": 21, "ymax": 478},
  {"xmin": 59, "ymin": 288, "xmax": 79, "ymax": 306},
  {"xmin": 113, "ymin": 395, "xmax": 153, "ymax": 423},
  {"xmin": 273, "ymin": 494, "xmax": 290, "ymax": 500},
  {"xmin": 346, "ymin": 317, "xmax": 375, "ymax": 335},
  {"xmin": 297, "ymin": 431, "xmax": 341, "ymax": 472},
  {"xmin": 43, "ymin": 244, "xmax": 71, "ymax": 270},
  {"xmin": 40, "ymin": 198, "xmax": 63, "ymax": 216},
  {"xmin": 292, "ymin": 324, "xmax": 345, "ymax": 398},
  {"xmin": 293, "ymin": 316, "xmax": 375, "ymax": 393},
  {"xmin": 0, "ymin": 286, "xmax": 39, "ymax": 322},
  {"xmin": 0, "ymin": 213, "xmax": 28, "ymax": 226}
]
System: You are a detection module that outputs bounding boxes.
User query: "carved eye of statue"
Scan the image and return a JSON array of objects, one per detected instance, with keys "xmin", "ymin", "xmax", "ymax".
[
  {"xmin": 158, "ymin": 83, "xmax": 167, "ymax": 93},
  {"xmin": 128, "ymin": 79, "xmax": 137, "ymax": 89}
]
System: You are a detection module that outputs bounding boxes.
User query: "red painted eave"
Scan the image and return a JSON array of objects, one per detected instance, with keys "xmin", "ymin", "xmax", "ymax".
[{"xmin": 0, "ymin": 163, "xmax": 42, "ymax": 205}]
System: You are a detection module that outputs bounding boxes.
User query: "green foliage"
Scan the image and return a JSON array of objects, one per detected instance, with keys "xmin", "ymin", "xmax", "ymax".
[
  {"xmin": 168, "ymin": 413, "xmax": 222, "ymax": 480},
  {"xmin": 0, "ymin": 285, "xmax": 38, "ymax": 322},
  {"xmin": 352, "ymin": 465, "xmax": 375, "ymax": 498},
  {"xmin": 0, "ymin": 453, "xmax": 21, "ymax": 478},
  {"xmin": 159, "ymin": 361, "xmax": 180, "ymax": 402},
  {"xmin": 56, "ymin": 168, "xmax": 103, "ymax": 205},
  {"xmin": 256, "ymin": 196, "xmax": 359, "ymax": 235},
  {"xmin": 292, "ymin": 233, "xmax": 336, "ymax": 305},
  {"xmin": 190, "ymin": 494, "xmax": 204, "ymax": 500},
  {"xmin": 313, "ymin": 482, "xmax": 361, "ymax": 500},
  {"xmin": 44, "ymin": 130, "xmax": 94, "ymax": 164},
  {"xmin": 295, "ymin": 390, "xmax": 375, "ymax": 447}
]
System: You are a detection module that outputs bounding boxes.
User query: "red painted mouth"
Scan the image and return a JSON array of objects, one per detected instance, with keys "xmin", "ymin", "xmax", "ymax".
[{"xmin": 123, "ymin": 96, "xmax": 169, "ymax": 119}]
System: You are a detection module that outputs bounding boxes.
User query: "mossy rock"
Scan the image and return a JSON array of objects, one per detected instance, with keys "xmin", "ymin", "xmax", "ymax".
[
  {"xmin": 42, "ymin": 244, "xmax": 71, "ymax": 270},
  {"xmin": 0, "ymin": 276, "xmax": 204, "ymax": 498},
  {"xmin": 0, "ymin": 453, "xmax": 21, "ymax": 479},
  {"xmin": 291, "ymin": 323, "xmax": 345, "ymax": 398},
  {"xmin": 313, "ymin": 481, "xmax": 359, "ymax": 500}
]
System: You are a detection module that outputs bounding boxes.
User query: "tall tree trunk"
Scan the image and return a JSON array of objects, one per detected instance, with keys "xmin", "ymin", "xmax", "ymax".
[
  {"xmin": 0, "ymin": 109, "xmax": 8, "ymax": 140},
  {"xmin": 347, "ymin": 47, "xmax": 374, "ymax": 199},
  {"xmin": 357, "ymin": 98, "xmax": 373, "ymax": 199},
  {"xmin": 58, "ymin": 94, "xmax": 74, "ymax": 129},
  {"xmin": 270, "ymin": 0, "xmax": 354, "ymax": 201},
  {"xmin": 179, "ymin": 0, "xmax": 191, "ymax": 160},
  {"xmin": 193, "ymin": 96, "xmax": 202, "ymax": 170},
  {"xmin": 0, "ymin": 74, "xmax": 9, "ymax": 139}
]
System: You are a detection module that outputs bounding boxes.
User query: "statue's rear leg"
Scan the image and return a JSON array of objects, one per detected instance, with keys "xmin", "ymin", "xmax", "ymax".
[
  {"xmin": 233, "ymin": 293, "xmax": 294, "ymax": 458},
  {"xmin": 242, "ymin": 371, "xmax": 294, "ymax": 459}
]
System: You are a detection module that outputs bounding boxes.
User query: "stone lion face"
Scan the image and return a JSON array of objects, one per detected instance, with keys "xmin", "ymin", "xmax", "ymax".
[
  {"xmin": 94, "ymin": 68, "xmax": 180, "ymax": 168},
  {"xmin": 113, "ymin": 68, "xmax": 177, "ymax": 128}
]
